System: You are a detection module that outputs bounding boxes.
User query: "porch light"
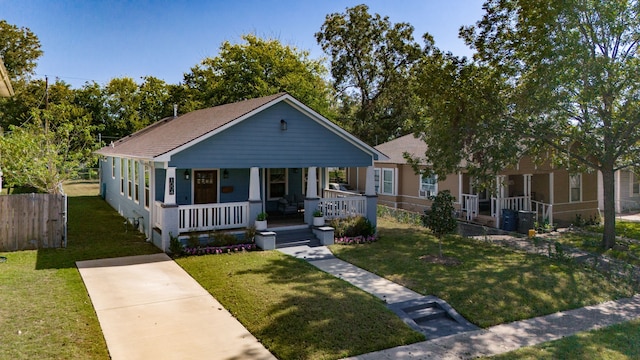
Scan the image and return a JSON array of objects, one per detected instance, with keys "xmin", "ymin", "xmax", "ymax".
[
  {"xmin": 223, "ymin": 169, "xmax": 229, "ymax": 179},
  {"xmin": 184, "ymin": 170, "xmax": 190, "ymax": 180},
  {"xmin": 280, "ymin": 119, "xmax": 287, "ymax": 131}
]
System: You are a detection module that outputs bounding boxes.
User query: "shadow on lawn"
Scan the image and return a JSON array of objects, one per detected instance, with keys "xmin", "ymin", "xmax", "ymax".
[
  {"xmin": 230, "ymin": 255, "xmax": 424, "ymax": 359},
  {"xmin": 35, "ymin": 196, "xmax": 160, "ymax": 270},
  {"xmin": 331, "ymin": 223, "xmax": 638, "ymax": 328}
]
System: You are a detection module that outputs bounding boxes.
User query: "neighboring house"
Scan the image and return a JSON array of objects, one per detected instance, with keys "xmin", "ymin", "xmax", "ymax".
[
  {"xmin": 0, "ymin": 55, "xmax": 13, "ymax": 191},
  {"xmin": 96, "ymin": 93, "xmax": 386, "ymax": 251},
  {"xmin": 600, "ymin": 170, "xmax": 640, "ymax": 213},
  {"xmin": 348, "ymin": 133, "xmax": 600, "ymax": 228}
]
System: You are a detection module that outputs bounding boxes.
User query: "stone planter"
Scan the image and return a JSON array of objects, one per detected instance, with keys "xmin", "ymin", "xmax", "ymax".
[
  {"xmin": 255, "ymin": 220, "xmax": 267, "ymax": 231},
  {"xmin": 313, "ymin": 216, "xmax": 325, "ymax": 227}
]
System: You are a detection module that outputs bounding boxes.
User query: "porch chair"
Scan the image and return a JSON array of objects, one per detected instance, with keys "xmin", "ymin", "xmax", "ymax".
[{"xmin": 278, "ymin": 195, "xmax": 299, "ymax": 215}]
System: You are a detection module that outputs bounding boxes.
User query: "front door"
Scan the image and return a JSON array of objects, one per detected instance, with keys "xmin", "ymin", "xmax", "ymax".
[{"xmin": 194, "ymin": 170, "xmax": 218, "ymax": 204}]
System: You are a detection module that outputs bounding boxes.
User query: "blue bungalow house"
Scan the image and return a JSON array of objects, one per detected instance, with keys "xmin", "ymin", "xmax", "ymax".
[{"xmin": 96, "ymin": 93, "xmax": 386, "ymax": 252}]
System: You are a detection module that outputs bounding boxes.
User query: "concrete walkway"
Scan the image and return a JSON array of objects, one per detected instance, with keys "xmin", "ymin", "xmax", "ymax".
[
  {"xmin": 278, "ymin": 245, "xmax": 640, "ymax": 360},
  {"xmin": 77, "ymin": 253, "xmax": 275, "ymax": 360}
]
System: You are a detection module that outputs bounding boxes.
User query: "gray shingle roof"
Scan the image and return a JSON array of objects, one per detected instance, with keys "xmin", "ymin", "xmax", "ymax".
[{"xmin": 374, "ymin": 133, "xmax": 426, "ymax": 164}]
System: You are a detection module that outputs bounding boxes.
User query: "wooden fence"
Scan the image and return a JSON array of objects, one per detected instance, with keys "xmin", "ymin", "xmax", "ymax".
[{"xmin": 0, "ymin": 193, "xmax": 67, "ymax": 251}]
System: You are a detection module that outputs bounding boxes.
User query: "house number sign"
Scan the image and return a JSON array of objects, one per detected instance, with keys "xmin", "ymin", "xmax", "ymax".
[{"xmin": 169, "ymin": 177, "xmax": 175, "ymax": 195}]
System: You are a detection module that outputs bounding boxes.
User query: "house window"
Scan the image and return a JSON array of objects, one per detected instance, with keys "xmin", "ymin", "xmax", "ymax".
[
  {"xmin": 133, "ymin": 161, "xmax": 139, "ymax": 203},
  {"xmin": 268, "ymin": 168, "xmax": 286, "ymax": 199},
  {"xmin": 569, "ymin": 174, "xmax": 582, "ymax": 202},
  {"xmin": 144, "ymin": 165, "xmax": 150, "ymax": 209},
  {"xmin": 374, "ymin": 169, "xmax": 380, "ymax": 193},
  {"xmin": 120, "ymin": 158, "xmax": 125, "ymax": 194},
  {"xmin": 379, "ymin": 168, "xmax": 395, "ymax": 195},
  {"xmin": 111, "ymin": 158, "xmax": 116, "ymax": 179},
  {"xmin": 127, "ymin": 159, "xmax": 133, "ymax": 199},
  {"xmin": 419, "ymin": 173, "xmax": 438, "ymax": 198},
  {"xmin": 632, "ymin": 173, "xmax": 640, "ymax": 195}
]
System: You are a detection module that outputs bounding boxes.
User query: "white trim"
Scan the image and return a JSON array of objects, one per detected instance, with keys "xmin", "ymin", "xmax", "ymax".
[
  {"xmin": 153, "ymin": 94, "xmax": 388, "ymax": 162},
  {"xmin": 419, "ymin": 173, "xmax": 438, "ymax": 198}
]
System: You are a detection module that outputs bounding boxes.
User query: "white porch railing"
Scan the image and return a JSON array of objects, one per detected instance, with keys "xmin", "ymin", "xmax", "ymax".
[
  {"xmin": 154, "ymin": 201, "xmax": 164, "ymax": 230},
  {"xmin": 323, "ymin": 189, "xmax": 362, "ymax": 198},
  {"xmin": 178, "ymin": 202, "xmax": 249, "ymax": 232},
  {"xmin": 531, "ymin": 200, "xmax": 553, "ymax": 226},
  {"xmin": 319, "ymin": 196, "xmax": 366, "ymax": 219},
  {"xmin": 499, "ymin": 196, "xmax": 531, "ymax": 212},
  {"xmin": 460, "ymin": 193, "xmax": 478, "ymax": 221}
]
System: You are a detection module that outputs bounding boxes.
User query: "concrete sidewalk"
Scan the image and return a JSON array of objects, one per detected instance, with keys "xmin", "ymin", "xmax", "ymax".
[
  {"xmin": 279, "ymin": 245, "xmax": 640, "ymax": 360},
  {"xmin": 77, "ymin": 253, "xmax": 275, "ymax": 360}
]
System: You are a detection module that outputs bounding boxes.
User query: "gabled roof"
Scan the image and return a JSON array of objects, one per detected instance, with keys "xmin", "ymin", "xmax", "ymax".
[
  {"xmin": 96, "ymin": 92, "xmax": 387, "ymax": 162},
  {"xmin": 374, "ymin": 133, "xmax": 426, "ymax": 164}
]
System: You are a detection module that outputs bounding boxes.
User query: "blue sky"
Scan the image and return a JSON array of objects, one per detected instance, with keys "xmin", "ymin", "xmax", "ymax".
[{"xmin": 2, "ymin": 0, "xmax": 486, "ymax": 88}]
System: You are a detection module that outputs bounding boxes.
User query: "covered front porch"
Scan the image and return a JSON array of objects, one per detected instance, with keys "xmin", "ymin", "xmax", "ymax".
[
  {"xmin": 459, "ymin": 173, "xmax": 554, "ymax": 230},
  {"xmin": 151, "ymin": 165, "xmax": 377, "ymax": 250}
]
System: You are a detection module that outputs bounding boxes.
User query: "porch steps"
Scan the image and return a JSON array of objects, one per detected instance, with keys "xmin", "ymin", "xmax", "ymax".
[
  {"xmin": 388, "ymin": 296, "xmax": 480, "ymax": 339},
  {"xmin": 275, "ymin": 227, "xmax": 322, "ymax": 249}
]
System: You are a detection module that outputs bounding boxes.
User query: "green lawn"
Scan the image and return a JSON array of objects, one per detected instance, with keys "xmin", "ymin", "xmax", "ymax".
[
  {"xmin": 329, "ymin": 218, "xmax": 638, "ymax": 328},
  {"xmin": 176, "ymin": 252, "xmax": 423, "ymax": 359},
  {"xmin": 488, "ymin": 318, "xmax": 640, "ymax": 359},
  {"xmin": 554, "ymin": 221, "xmax": 640, "ymax": 267},
  {"xmin": 0, "ymin": 183, "xmax": 160, "ymax": 360}
]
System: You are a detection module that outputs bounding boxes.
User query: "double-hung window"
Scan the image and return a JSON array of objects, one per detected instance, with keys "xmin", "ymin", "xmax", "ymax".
[
  {"xmin": 133, "ymin": 161, "xmax": 139, "ymax": 203},
  {"xmin": 632, "ymin": 172, "xmax": 640, "ymax": 196},
  {"xmin": 375, "ymin": 168, "xmax": 395, "ymax": 195},
  {"xmin": 120, "ymin": 158, "xmax": 125, "ymax": 194},
  {"xmin": 569, "ymin": 174, "xmax": 582, "ymax": 202},
  {"xmin": 144, "ymin": 165, "xmax": 150, "ymax": 208},
  {"xmin": 111, "ymin": 158, "xmax": 116, "ymax": 179},
  {"xmin": 127, "ymin": 159, "xmax": 133, "ymax": 199},
  {"xmin": 419, "ymin": 173, "xmax": 438, "ymax": 198},
  {"xmin": 268, "ymin": 168, "xmax": 286, "ymax": 199}
]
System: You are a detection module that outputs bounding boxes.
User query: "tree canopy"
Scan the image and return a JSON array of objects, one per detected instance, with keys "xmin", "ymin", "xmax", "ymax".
[
  {"xmin": 316, "ymin": 4, "xmax": 423, "ymax": 144},
  {"xmin": 412, "ymin": 0, "xmax": 640, "ymax": 249},
  {"xmin": 183, "ymin": 34, "xmax": 333, "ymax": 117}
]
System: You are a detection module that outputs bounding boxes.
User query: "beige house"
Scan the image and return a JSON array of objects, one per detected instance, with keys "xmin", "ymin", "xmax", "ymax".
[{"xmin": 346, "ymin": 134, "xmax": 600, "ymax": 228}]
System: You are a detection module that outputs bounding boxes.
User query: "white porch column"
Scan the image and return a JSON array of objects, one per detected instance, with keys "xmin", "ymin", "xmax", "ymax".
[
  {"xmin": 548, "ymin": 172, "xmax": 554, "ymax": 204},
  {"xmin": 458, "ymin": 173, "xmax": 463, "ymax": 202},
  {"xmin": 248, "ymin": 167, "xmax": 261, "ymax": 201},
  {"xmin": 365, "ymin": 166, "xmax": 376, "ymax": 196},
  {"xmin": 523, "ymin": 174, "xmax": 532, "ymax": 210},
  {"xmin": 164, "ymin": 167, "xmax": 176, "ymax": 205},
  {"xmin": 306, "ymin": 167, "xmax": 318, "ymax": 198}
]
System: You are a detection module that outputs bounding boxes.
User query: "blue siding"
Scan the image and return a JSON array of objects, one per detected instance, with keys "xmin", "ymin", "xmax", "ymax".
[
  {"xmin": 155, "ymin": 168, "xmax": 166, "ymax": 202},
  {"xmin": 169, "ymin": 102, "xmax": 373, "ymax": 169},
  {"xmin": 176, "ymin": 169, "xmax": 191, "ymax": 205},
  {"xmin": 220, "ymin": 168, "xmax": 251, "ymax": 202},
  {"xmin": 100, "ymin": 156, "xmax": 150, "ymax": 236}
]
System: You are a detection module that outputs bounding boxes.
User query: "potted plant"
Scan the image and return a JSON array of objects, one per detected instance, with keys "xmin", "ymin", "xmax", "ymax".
[
  {"xmin": 255, "ymin": 212, "xmax": 268, "ymax": 231},
  {"xmin": 312, "ymin": 209, "xmax": 324, "ymax": 226}
]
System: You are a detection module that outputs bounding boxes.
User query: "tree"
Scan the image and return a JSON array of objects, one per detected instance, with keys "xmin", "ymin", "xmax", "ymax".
[
  {"xmin": 183, "ymin": 34, "xmax": 333, "ymax": 117},
  {"xmin": 422, "ymin": 190, "xmax": 458, "ymax": 257},
  {"xmin": 414, "ymin": 0, "xmax": 639, "ymax": 249},
  {"xmin": 0, "ymin": 20, "xmax": 42, "ymax": 80},
  {"xmin": 0, "ymin": 104, "xmax": 98, "ymax": 193},
  {"xmin": 316, "ymin": 4, "xmax": 423, "ymax": 144}
]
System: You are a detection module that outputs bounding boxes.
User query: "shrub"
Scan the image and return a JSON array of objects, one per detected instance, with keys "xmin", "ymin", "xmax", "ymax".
[{"xmin": 330, "ymin": 216, "xmax": 375, "ymax": 238}]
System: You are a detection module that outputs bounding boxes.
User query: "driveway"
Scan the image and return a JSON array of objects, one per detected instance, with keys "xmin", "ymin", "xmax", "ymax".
[{"xmin": 77, "ymin": 253, "xmax": 275, "ymax": 360}]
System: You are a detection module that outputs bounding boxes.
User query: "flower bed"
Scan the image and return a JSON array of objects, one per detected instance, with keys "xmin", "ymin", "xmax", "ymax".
[
  {"xmin": 334, "ymin": 235, "xmax": 377, "ymax": 245},
  {"xmin": 182, "ymin": 243, "xmax": 257, "ymax": 256}
]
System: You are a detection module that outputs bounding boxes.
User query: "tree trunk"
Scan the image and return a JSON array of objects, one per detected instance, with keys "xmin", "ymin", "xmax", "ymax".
[{"xmin": 601, "ymin": 168, "xmax": 616, "ymax": 249}]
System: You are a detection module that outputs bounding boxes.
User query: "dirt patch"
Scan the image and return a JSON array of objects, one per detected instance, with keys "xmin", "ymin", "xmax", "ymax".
[{"xmin": 419, "ymin": 254, "xmax": 462, "ymax": 266}]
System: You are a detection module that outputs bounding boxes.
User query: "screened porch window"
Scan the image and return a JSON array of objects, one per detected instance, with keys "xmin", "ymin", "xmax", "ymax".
[
  {"xmin": 268, "ymin": 168, "xmax": 286, "ymax": 199},
  {"xmin": 144, "ymin": 165, "xmax": 150, "ymax": 209},
  {"xmin": 120, "ymin": 158, "xmax": 125, "ymax": 194},
  {"xmin": 569, "ymin": 174, "xmax": 582, "ymax": 202},
  {"xmin": 419, "ymin": 174, "xmax": 438, "ymax": 198}
]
